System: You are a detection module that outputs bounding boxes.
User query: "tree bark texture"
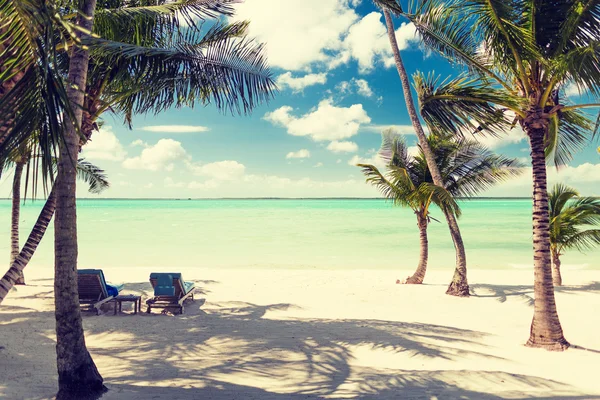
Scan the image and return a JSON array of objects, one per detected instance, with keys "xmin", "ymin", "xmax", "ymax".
[
  {"xmin": 11, "ymin": 160, "xmax": 25, "ymax": 285},
  {"xmin": 404, "ymin": 212, "xmax": 429, "ymax": 284},
  {"xmin": 54, "ymin": 0, "xmax": 106, "ymax": 397},
  {"xmin": 0, "ymin": 187, "xmax": 57, "ymax": 304},
  {"xmin": 551, "ymin": 249, "xmax": 562, "ymax": 287},
  {"xmin": 524, "ymin": 116, "xmax": 569, "ymax": 350}
]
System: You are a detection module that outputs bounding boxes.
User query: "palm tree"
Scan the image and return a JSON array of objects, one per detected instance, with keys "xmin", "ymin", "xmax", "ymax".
[
  {"xmin": 398, "ymin": 0, "xmax": 600, "ymax": 350},
  {"xmin": 1, "ymin": 1, "xmax": 275, "ymax": 395},
  {"xmin": 373, "ymin": 0, "xmax": 470, "ymax": 296},
  {"xmin": 9, "ymin": 152, "xmax": 27, "ymax": 285},
  {"xmin": 359, "ymin": 130, "xmax": 521, "ymax": 284},
  {"xmin": 2, "ymin": 158, "xmax": 109, "ymax": 291},
  {"xmin": 549, "ymin": 184, "xmax": 600, "ymax": 286}
]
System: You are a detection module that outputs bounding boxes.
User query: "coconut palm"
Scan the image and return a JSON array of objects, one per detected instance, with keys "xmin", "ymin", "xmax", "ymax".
[
  {"xmin": 394, "ymin": 0, "xmax": 600, "ymax": 350},
  {"xmin": 3, "ymin": 157, "xmax": 109, "ymax": 288},
  {"xmin": 548, "ymin": 184, "xmax": 600, "ymax": 286},
  {"xmin": 1, "ymin": 0, "xmax": 275, "ymax": 395},
  {"xmin": 372, "ymin": 0, "xmax": 470, "ymax": 296},
  {"xmin": 359, "ymin": 130, "xmax": 521, "ymax": 284}
]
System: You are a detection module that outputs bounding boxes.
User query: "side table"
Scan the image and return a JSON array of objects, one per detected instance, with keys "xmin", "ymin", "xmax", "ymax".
[{"xmin": 112, "ymin": 294, "xmax": 142, "ymax": 315}]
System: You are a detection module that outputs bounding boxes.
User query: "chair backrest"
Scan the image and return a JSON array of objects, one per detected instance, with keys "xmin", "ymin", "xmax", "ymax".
[
  {"xmin": 155, "ymin": 274, "xmax": 175, "ymax": 296},
  {"xmin": 78, "ymin": 269, "xmax": 108, "ymax": 300}
]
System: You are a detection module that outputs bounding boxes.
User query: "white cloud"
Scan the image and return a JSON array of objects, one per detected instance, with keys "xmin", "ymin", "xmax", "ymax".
[
  {"xmin": 486, "ymin": 163, "xmax": 600, "ymax": 197},
  {"xmin": 348, "ymin": 152, "xmax": 387, "ymax": 169},
  {"xmin": 335, "ymin": 78, "xmax": 376, "ymax": 99},
  {"xmin": 407, "ymin": 145, "xmax": 420, "ymax": 158},
  {"xmin": 81, "ymin": 126, "xmax": 127, "ymax": 161},
  {"xmin": 473, "ymin": 128, "xmax": 527, "ymax": 149},
  {"xmin": 564, "ymin": 82, "xmax": 588, "ymax": 97},
  {"xmin": 277, "ymin": 72, "xmax": 327, "ymax": 92},
  {"xmin": 233, "ymin": 0, "xmax": 359, "ymax": 70},
  {"xmin": 130, "ymin": 139, "xmax": 147, "ymax": 147},
  {"xmin": 314, "ymin": 162, "xmax": 324, "ymax": 168},
  {"xmin": 187, "ymin": 160, "xmax": 246, "ymax": 181},
  {"xmin": 264, "ymin": 99, "xmax": 371, "ymax": 141},
  {"xmin": 164, "ymin": 177, "xmax": 186, "ymax": 188},
  {"xmin": 188, "ymin": 180, "xmax": 219, "ymax": 190},
  {"xmin": 286, "ymin": 149, "xmax": 311, "ymax": 159},
  {"xmin": 327, "ymin": 141, "xmax": 359, "ymax": 153},
  {"xmin": 331, "ymin": 12, "xmax": 418, "ymax": 73},
  {"xmin": 355, "ymin": 79, "xmax": 374, "ymax": 97},
  {"xmin": 122, "ymin": 139, "xmax": 188, "ymax": 171},
  {"xmin": 140, "ymin": 125, "xmax": 209, "ymax": 133},
  {"xmin": 363, "ymin": 124, "xmax": 419, "ymax": 135}
]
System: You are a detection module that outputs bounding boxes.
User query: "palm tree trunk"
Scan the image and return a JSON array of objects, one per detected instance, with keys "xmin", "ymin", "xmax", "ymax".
[
  {"xmin": 404, "ymin": 212, "xmax": 428, "ymax": 284},
  {"xmin": 54, "ymin": 0, "xmax": 105, "ymax": 397},
  {"xmin": 11, "ymin": 160, "xmax": 25, "ymax": 285},
  {"xmin": 0, "ymin": 187, "xmax": 57, "ymax": 303},
  {"xmin": 383, "ymin": 10, "xmax": 469, "ymax": 296},
  {"xmin": 551, "ymin": 249, "xmax": 562, "ymax": 287},
  {"xmin": 524, "ymin": 120, "xmax": 569, "ymax": 350}
]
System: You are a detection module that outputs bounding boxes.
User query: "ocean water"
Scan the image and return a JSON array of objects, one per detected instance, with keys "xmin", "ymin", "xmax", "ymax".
[{"xmin": 0, "ymin": 199, "xmax": 598, "ymax": 271}]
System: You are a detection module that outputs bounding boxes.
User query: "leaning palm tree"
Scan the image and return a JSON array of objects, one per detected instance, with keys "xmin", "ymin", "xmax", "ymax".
[
  {"xmin": 1, "ymin": 1, "xmax": 275, "ymax": 396},
  {"xmin": 549, "ymin": 184, "xmax": 600, "ymax": 286},
  {"xmin": 3, "ymin": 157, "xmax": 109, "ymax": 288},
  {"xmin": 373, "ymin": 0, "xmax": 470, "ymax": 296},
  {"xmin": 360, "ymin": 130, "xmax": 521, "ymax": 284},
  {"xmin": 397, "ymin": 0, "xmax": 600, "ymax": 350}
]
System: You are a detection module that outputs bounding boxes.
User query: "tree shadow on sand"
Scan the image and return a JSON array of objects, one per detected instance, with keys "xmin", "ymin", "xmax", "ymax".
[
  {"xmin": 1, "ymin": 279, "xmax": 599, "ymax": 399},
  {"xmin": 470, "ymin": 281, "xmax": 600, "ymax": 307}
]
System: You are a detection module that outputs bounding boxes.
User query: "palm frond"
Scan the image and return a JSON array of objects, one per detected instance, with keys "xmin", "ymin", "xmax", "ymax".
[
  {"xmin": 402, "ymin": 0, "xmax": 510, "ymax": 86},
  {"xmin": 546, "ymin": 108, "xmax": 592, "ymax": 167},
  {"xmin": 0, "ymin": 0, "xmax": 76, "ymax": 187},
  {"xmin": 549, "ymin": 183, "xmax": 600, "ymax": 253},
  {"xmin": 94, "ymin": 0, "xmax": 241, "ymax": 43},
  {"xmin": 85, "ymin": 24, "xmax": 276, "ymax": 118},
  {"xmin": 413, "ymin": 71, "xmax": 519, "ymax": 137},
  {"xmin": 74, "ymin": 158, "xmax": 110, "ymax": 194}
]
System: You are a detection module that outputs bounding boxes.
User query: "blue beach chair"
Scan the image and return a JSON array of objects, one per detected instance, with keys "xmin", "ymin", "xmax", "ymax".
[
  {"xmin": 146, "ymin": 273, "xmax": 195, "ymax": 314},
  {"xmin": 77, "ymin": 269, "xmax": 124, "ymax": 315}
]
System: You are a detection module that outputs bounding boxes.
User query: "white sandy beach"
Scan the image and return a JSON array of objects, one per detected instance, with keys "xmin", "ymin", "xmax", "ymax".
[{"xmin": 1, "ymin": 266, "xmax": 600, "ymax": 399}]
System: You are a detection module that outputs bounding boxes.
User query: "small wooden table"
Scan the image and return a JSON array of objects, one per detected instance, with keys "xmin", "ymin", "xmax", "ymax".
[{"xmin": 112, "ymin": 295, "xmax": 142, "ymax": 315}]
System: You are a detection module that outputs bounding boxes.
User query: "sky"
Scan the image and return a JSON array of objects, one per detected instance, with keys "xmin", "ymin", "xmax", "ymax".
[{"xmin": 2, "ymin": 0, "xmax": 600, "ymax": 199}]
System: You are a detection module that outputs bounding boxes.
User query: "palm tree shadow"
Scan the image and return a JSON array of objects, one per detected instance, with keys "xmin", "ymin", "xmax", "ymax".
[
  {"xmin": 471, "ymin": 281, "xmax": 600, "ymax": 307},
  {"xmin": 2, "ymin": 298, "xmax": 598, "ymax": 399}
]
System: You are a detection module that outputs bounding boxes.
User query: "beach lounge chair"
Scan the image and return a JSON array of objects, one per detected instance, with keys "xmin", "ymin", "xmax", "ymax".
[
  {"xmin": 77, "ymin": 269, "xmax": 124, "ymax": 315},
  {"xmin": 146, "ymin": 273, "xmax": 195, "ymax": 314}
]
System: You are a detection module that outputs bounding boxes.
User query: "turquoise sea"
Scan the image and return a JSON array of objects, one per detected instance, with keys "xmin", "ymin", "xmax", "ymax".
[{"xmin": 0, "ymin": 199, "xmax": 598, "ymax": 270}]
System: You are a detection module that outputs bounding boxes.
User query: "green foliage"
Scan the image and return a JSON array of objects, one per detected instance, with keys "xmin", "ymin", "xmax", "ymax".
[
  {"xmin": 0, "ymin": 0, "xmax": 78, "ymax": 184},
  {"xmin": 549, "ymin": 183, "xmax": 600, "ymax": 255},
  {"xmin": 358, "ymin": 129, "xmax": 522, "ymax": 219},
  {"xmin": 1, "ymin": 0, "xmax": 276, "ymax": 182},
  {"xmin": 403, "ymin": 0, "xmax": 600, "ymax": 166}
]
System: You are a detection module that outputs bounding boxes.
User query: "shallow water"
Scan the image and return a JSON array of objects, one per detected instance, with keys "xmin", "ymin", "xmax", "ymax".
[{"xmin": 0, "ymin": 199, "xmax": 597, "ymax": 270}]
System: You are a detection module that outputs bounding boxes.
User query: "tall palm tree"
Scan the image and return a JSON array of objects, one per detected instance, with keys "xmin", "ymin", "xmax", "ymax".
[
  {"xmin": 373, "ymin": 0, "xmax": 470, "ymax": 296},
  {"xmin": 2, "ymin": 158, "xmax": 109, "ymax": 290},
  {"xmin": 359, "ymin": 130, "xmax": 521, "ymax": 284},
  {"xmin": 399, "ymin": 0, "xmax": 600, "ymax": 350},
  {"xmin": 1, "ymin": 1, "xmax": 276, "ymax": 395},
  {"xmin": 549, "ymin": 184, "xmax": 600, "ymax": 286}
]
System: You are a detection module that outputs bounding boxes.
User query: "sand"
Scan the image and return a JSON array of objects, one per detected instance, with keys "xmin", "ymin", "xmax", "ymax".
[{"xmin": 1, "ymin": 266, "xmax": 600, "ymax": 399}]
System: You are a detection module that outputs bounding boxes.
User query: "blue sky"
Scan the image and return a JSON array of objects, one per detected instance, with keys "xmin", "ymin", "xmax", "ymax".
[{"xmin": 2, "ymin": 0, "xmax": 599, "ymax": 198}]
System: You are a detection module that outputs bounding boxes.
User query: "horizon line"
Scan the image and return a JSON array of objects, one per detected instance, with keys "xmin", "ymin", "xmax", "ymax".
[{"xmin": 0, "ymin": 196, "xmax": 535, "ymax": 201}]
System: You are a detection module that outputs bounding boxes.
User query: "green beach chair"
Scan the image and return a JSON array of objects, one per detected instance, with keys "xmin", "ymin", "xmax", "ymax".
[
  {"xmin": 77, "ymin": 269, "xmax": 124, "ymax": 315},
  {"xmin": 146, "ymin": 273, "xmax": 195, "ymax": 314}
]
